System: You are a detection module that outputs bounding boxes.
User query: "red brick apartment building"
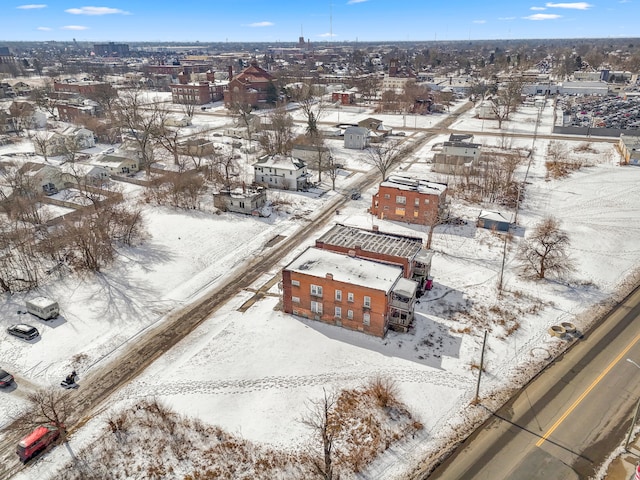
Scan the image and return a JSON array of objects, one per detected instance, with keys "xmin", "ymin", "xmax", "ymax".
[
  {"xmin": 315, "ymin": 223, "xmax": 433, "ymax": 291},
  {"xmin": 169, "ymin": 82, "xmax": 223, "ymax": 105},
  {"xmin": 282, "ymin": 247, "xmax": 418, "ymax": 337},
  {"xmin": 54, "ymin": 81, "xmax": 113, "ymax": 96},
  {"xmin": 371, "ymin": 175, "xmax": 448, "ymax": 226}
]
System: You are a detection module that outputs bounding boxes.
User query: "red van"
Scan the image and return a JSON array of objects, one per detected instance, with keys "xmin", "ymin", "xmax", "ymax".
[{"xmin": 16, "ymin": 424, "xmax": 61, "ymax": 463}]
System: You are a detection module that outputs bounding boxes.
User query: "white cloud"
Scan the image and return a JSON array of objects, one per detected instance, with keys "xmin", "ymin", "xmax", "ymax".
[
  {"xmin": 545, "ymin": 2, "xmax": 592, "ymax": 8},
  {"xmin": 347, "ymin": 0, "xmax": 368, "ymax": 4},
  {"xmin": 530, "ymin": 6, "xmax": 547, "ymax": 10},
  {"xmin": 65, "ymin": 6, "xmax": 129, "ymax": 15},
  {"xmin": 61, "ymin": 25, "xmax": 89, "ymax": 30},
  {"xmin": 37, "ymin": 26, "xmax": 52, "ymax": 30},
  {"xmin": 524, "ymin": 13, "xmax": 562, "ymax": 19},
  {"xmin": 498, "ymin": 16, "xmax": 517, "ymax": 20},
  {"xmin": 318, "ymin": 32, "xmax": 338, "ymax": 37},
  {"xmin": 245, "ymin": 21, "xmax": 274, "ymax": 27},
  {"xmin": 473, "ymin": 19, "xmax": 486, "ymax": 24},
  {"xmin": 17, "ymin": 4, "xmax": 47, "ymax": 9}
]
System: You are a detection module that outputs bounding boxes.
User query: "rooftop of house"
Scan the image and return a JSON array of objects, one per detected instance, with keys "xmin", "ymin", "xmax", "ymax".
[
  {"xmin": 620, "ymin": 134, "xmax": 640, "ymax": 149},
  {"xmin": 478, "ymin": 210, "xmax": 514, "ymax": 223},
  {"xmin": 254, "ymin": 154, "xmax": 306, "ymax": 171},
  {"xmin": 443, "ymin": 141, "xmax": 482, "ymax": 149},
  {"xmin": 380, "ymin": 175, "xmax": 448, "ymax": 196},
  {"xmin": 316, "ymin": 223, "xmax": 426, "ymax": 260},
  {"xmin": 285, "ymin": 247, "xmax": 403, "ymax": 293}
]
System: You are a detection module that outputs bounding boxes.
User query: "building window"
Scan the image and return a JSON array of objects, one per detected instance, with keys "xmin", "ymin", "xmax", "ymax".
[
  {"xmin": 347, "ymin": 309, "xmax": 354, "ymax": 319},
  {"xmin": 311, "ymin": 301, "xmax": 323, "ymax": 314},
  {"xmin": 335, "ymin": 290, "xmax": 342, "ymax": 301},
  {"xmin": 335, "ymin": 306, "xmax": 342, "ymax": 318},
  {"xmin": 311, "ymin": 284, "xmax": 323, "ymax": 297},
  {"xmin": 383, "ymin": 206, "xmax": 390, "ymax": 210},
  {"xmin": 347, "ymin": 292, "xmax": 354, "ymax": 303},
  {"xmin": 395, "ymin": 207, "xmax": 406, "ymax": 216},
  {"xmin": 424, "ymin": 198, "xmax": 430, "ymax": 204},
  {"xmin": 291, "ymin": 279, "xmax": 300, "ymax": 287},
  {"xmin": 396, "ymin": 195, "xmax": 406, "ymax": 204},
  {"xmin": 384, "ymin": 193, "xmax": 391, "ymax": 199},
  {"xmin": 414, "ymin": 198, "xmax": 420, "ymax": 207},
  {"xmin": 363, "ymin": 313, "xmax": 370, "ymax": 326},
  {"xmin": 414, "ymin": 210, "xmax": 419, "ymax": 218},
  {"xmin": 292, "ymin": 296, "xmax": 300, "ymax": 303},
  {"xmin": 363, "ymin": 296, "xmax": 371, "ymax": 308}
]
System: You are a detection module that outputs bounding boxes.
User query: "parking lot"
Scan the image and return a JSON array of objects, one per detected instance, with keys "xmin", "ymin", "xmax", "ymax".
[{"xmin": 558, "ymin": 93, "xmax": 640, "ymax": 130}]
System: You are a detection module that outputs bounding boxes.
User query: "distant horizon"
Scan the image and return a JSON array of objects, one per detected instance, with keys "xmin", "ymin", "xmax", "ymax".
[{"xmin": 2, "ymin": 0, "xmax": 638, "ymax": 44}]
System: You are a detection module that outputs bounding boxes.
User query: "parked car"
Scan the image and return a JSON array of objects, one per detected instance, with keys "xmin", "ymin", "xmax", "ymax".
[
  {"xmin": 16, "ymin": 424, "xmax": 61, "ymax": 463},
  {"xmin": 0, "ymin": 368, "xmax": 14, "ymax": 387},
  {"xmin": 7, "ymin": 324, "xmax": 39, "ymax": 340},
  {"xmin": 350, "ymin": 190, "xmax": 361, "ymax": 200}
]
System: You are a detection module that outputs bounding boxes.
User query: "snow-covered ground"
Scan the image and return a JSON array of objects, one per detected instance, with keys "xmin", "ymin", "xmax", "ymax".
[{"xmin": 2, "ymin": 98, "xmax": 637, "ymax": 479}]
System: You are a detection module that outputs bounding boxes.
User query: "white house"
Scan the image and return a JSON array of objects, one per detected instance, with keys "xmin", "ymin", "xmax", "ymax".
[
  {"xmin": 344, "ymin": 126, "xmax": 369, "ymax": 149},
  {"xmin": 33, "ymin": 127, "xmax": 95, "ymax": 157},
  {"xmin": 92, "ymin": 151, "xmax": 140, "ymax": 175},
  {"xmin": 253, "ymin": 154, "xmax": 309, "ymax": 191}
]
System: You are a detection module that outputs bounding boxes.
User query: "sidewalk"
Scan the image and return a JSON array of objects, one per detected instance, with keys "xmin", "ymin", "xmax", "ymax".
[{"xmin": 604, "ymin": 437, "xmax": 640, "ymax": 480}]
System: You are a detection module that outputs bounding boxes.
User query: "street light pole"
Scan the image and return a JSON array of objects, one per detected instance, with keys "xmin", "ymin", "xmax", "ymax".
[{"xmin": 625, "ymin": 358, "xmax": 640, "ymax": 451}]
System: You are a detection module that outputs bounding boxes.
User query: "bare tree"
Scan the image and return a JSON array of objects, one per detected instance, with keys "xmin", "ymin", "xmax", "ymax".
[
  {"xmin": 301, "ymin": 389, "xmax": 339, "ymax": 480},
  {"xmin": 518, "ymin": 216, "xmax": 574, "ymax": 279},
  {"xmin": 365, "ymin": 141, "xmax": 406, "ymax": 181},
  {"xmin": 26, "ymin": 388, "xmax": 72, "ymax": 433},
  {"xmin": 228, "ymin": 90, "xmax": 257, "ymax": 149},
  {"xmin": 86, "ymin": 83, "xmax": 119, "ymax": 120},
  {"xmin": 489, "ymin": 79, "xmax": 524, "ymax": 129},
  {"xmin": 289, "ymin": 82, "xmax": 325, "ymax": 138},
  {"xmin": 31, "ymin": 79, "xmax": 60, "ymax": 118},
  {"xmin": 114, "ymin": 90, "xmax": 166, "ymax": 173},
  {"xmin": 258, "ymin": 105, "xmax": 294, "ymax": 155}
]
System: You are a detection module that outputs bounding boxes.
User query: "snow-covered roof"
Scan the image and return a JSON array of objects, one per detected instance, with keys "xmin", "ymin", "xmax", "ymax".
[
  {"xmin": 381, "ymin": 175, "xmax": 447, "ymax": 196},
  {"xmin": 478, "ymin": 210, "xmax": 514, "ymax": 223},
  {"xmin": 285, "ymin": 247, "xmax": 403, "ymax": 293},
  {"xmin": 253, "ymin": 154, "xmax": 306, "ymax": 171},
  {"xmin": 392, "ymin": 277, "xmax": 418, "ymax": 298},
  {"xmin": 317, "ymin": 224, "xmax": 424, "ymax": 259}
]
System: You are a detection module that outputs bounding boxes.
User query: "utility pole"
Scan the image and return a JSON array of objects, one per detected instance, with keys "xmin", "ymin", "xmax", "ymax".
[{"xmin": 474, "ymin": 331, "xmax": 488, "ymax": 404}]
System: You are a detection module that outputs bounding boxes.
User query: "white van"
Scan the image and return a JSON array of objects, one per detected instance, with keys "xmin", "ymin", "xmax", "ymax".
[{"xmin": 25, "ymin": 297, "xmax": 59, "ymax": 320}]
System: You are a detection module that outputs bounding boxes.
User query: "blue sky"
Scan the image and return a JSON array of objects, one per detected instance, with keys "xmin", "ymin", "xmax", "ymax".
[{"xmin": 2, "ymin": 1, "xmax": 638, "ymax": 43}]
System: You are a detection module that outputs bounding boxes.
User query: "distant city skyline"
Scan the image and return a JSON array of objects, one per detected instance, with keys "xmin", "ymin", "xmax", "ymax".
[{"xmin": 2, "ymin": 1, "xmax": 638, "ymax": 43}]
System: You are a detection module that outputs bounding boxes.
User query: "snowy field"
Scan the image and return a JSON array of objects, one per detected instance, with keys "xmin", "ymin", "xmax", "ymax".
[{"xmin": 2, "ymin": 98, "xmax": 637, "ymax": 479}]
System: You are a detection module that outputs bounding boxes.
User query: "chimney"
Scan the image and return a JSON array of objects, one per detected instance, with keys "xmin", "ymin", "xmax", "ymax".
[
  {"xmin": 372, "ymin": 225, "xmax": 379, "ymax": 232},
  {"xmin": 348, "ymin": 250, "xmax": 356, "ymax": 257},
  {"xmin": 228, "ymin": 65, "xmax": 233, "ymax": 79},
  {"xmin": 326, "ymin": 273, "xmax": 333, "ymax": 280}
]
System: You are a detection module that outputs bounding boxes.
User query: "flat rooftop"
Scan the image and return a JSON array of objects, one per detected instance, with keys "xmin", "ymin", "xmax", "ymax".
[
  {"xmin": 285, "ymin": 247, "xmax": 402, "ymax": 292},
  {"xmin": 317, "ymin": 224, "xmax": 424, "ymax": 259}
]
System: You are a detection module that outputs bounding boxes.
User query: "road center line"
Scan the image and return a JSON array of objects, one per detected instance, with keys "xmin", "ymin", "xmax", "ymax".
[{"xmin": 536, "ymin": 331, "xmax": 640, "ymax": 447}]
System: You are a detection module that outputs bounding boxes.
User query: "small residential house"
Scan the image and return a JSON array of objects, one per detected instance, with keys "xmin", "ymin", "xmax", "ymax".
[
  {"xmin": 370, "ymin": 174, "xmax": 448, "ymax": 226},
  {"xmin": 59, "ymin": 162, "xmax": 110, "ymax": 187},
  {"xmin": 618, "ymin": 134, "xmax": 640, "ymax": 165},
  {"xmin": 477, "ymin": 210, "xmax": 513, "ymax": 232},
  {"xmin": 11, "ymin": 81, "xmax": 32, "ymax": 96},
  {"xmin": 344, "ymin": 126, "xmax": 369, "ymax": 149},
  {"xmin": 292, "ymin": 144, "xmax": 332, "ymax": 169},
  {"xmin": 358, "ymin": 117, "xmax": 391, "ymax": 136},
  {"xmin": 177, "ymin": 137, "xmax": 215, "ymax": 157},
  {"xmin": 282, "ymin": 247, "xmax": 418, "ymax": 337},
  {"xmin": 315, "ymin": 223, "xmax": 434, "ymax": 295},
  {"xmin": 213, "ymin": 185, "xmax": 268, "ymax": 216},
  {"xmin": 33, "ymin": 127, "xmax": 95, "ymax": 157},
  {"xmin": 253, "ymin": 154, "xmax": 309, "ymax": 191},
  {"xmin": 432, "ymin": 137, "xmax": 482, "ymax": 174},
  {"xmin": 20, "ymin": 162, "xmax": 65, "ymax": 195},
  {"xmin": 92, "ymin": 150, "xmax": 140, "ymax": 175},
  {"xmin": 0, "ymin": 110, "xmax": 16, "ymax": 134},
  {"xmin": 9, "ymin": 101, "xmax": 46, "ymax": 129}
]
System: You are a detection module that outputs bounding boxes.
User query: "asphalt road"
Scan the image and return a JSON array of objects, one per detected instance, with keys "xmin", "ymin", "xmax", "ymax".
[{"xmin": 426, "ymin": 286, "xmax": 640, "ymax": 480}]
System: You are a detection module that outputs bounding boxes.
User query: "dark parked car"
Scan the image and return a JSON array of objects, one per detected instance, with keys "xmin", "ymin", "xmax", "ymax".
[
  {"xmin": 7, "ymin": 324, "xmax": 39, "ymax": 341},
  {"xmin": 350, "ymin": 190, "xmax": 361, "ymax": 200},
  {"xmin": 0, "ymin": 368, "xmax": 14, "ymax": 387}
]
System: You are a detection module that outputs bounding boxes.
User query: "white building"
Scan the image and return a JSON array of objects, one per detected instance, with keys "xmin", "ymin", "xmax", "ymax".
[{"xmin": 253, "ymin": 154, "xmax": 310, "ymax": 191}]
